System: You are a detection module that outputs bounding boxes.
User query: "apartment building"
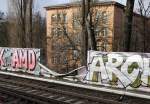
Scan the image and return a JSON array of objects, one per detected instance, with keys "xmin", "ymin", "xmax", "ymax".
[{"xmin": 45, "ymin": 1, "xmax": 150, "ymax": 72}]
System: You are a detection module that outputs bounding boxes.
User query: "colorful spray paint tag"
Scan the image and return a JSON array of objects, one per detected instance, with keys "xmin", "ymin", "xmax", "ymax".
[{"xmin": 0, "ymin": 47, "xmax": 40, "ymax": 74}]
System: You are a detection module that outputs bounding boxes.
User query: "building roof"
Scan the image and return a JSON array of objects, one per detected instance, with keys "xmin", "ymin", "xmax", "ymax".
[{"xmin": 45, "ymin": 1, "xmax": 125, "ymax": 10}]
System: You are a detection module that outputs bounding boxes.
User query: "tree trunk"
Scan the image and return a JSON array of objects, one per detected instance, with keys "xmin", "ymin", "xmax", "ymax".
[
  {"xmin": 29, "ymin": 0, "xmax": 33, "ymax": 48},
  {"xmin": 123, "ymin": 0, "xmax": 135, "ymax": 51},
  {"xmin": 86, "ymin": 0, "xmax": 97, "ymax": 50},
  {"xmin": 21, "ymin": 0, "xmax": 26, "ymax": 48},
  {"xmin": 81, "ymin": 0, "xmax": 88, "ymax": 66}
]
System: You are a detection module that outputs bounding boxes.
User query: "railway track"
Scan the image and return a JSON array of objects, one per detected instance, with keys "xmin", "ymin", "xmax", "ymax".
[{"xmin": 0, "ymin": 72, "xmax": 149, "ymax": 104}]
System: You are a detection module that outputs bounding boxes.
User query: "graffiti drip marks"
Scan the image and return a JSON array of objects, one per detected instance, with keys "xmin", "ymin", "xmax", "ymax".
[{"xmin": 87, "ymin": 51, "xmax": 150, "ymax": 88}]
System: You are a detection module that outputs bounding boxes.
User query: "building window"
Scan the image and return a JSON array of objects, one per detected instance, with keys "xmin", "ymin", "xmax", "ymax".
[
  {"xmin": 72, "ymin": 13, "xmax": 81, "ymax": 29},
  {"xmin": 72, "ymin": 33, "xmax": 81, "ymax": 44},
  {"xmin": 51, "ymin": 13, "xmax": 67, "ymax": 24},
  {"xmin": 51, "ymin": 55, "xmax": 61, "ymax": 65},
  {"xmin": 101, "ymin": 28, "xmax": 109, "ymax": 37},
  {"xmin": 52, "ymin": 42, "xmax": 61, "ymax": 50},
  {"xmin": 95, "ymin": 28, "xmax": 100, "ymax": 37},
  {"xmin": 51, "ymin": 56, "xmax": 57, "ymax": 64},
  {"xmin": 96, "ymin": 41, "xmax": 109, "ymax": 51},
  {"xmin": 57, "ymin": 13, "xmax": 61, "ymax": 21},
  {"xmin": 51, "ymin": 52, "xmax": 69, "ymax": 65},
  {"xmin": 103, "ymin": 44, "xmax": 110, "ymax": 51},
  {"xmin": 57, "ymin": 27, "xmax": 63, "ymax": 36},
  {"xmin": 97, "ymin": 41, "xmax": 101, "ymax": 51},
  {"xmin": 72, "ymin": 50, "xmax": 79, "ymax": 60},
  {"xmin": 51, "ymin": 27, "xmax": 63, "ymax": 37},
  {"xmin": 73, "ymin": 20, "xmax": 79, "ymax": 28},
  {"xmin": 62, "ymin": 52, "xmax": 68, "ymax": 64},
  {"xmin": 51, "ymin": 14, "xmax": 57, "ymax": 23},
  {"xmin": 95, "ymin": 28, "xmax": 109, "ymax": 37},
  {"xmin": 51, "ymin": 28, "xmax": 55, "ymax": 36},
  {"xmin": 102, "ymin": 11, "xmax": 108, "ymax": 24},
  {"xmin": 62, "ymin": 13, "xmax": 67, "ymax": 23}
]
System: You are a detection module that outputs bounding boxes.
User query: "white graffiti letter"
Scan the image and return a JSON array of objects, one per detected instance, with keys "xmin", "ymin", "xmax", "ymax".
[
  {"xmin": 106, "ymin": 54, "xmax": 131, "ymax": 87},
  {"xmin": 141, "ymin": 58, "xmax": 150, "ymax": 85},
  {"xmin": 121, "ymin": 55, "xmax": 143, "ymax": 85},
  {"xmin": 87, "ymin": 56, "xmax": 108, "ymax": 83}
]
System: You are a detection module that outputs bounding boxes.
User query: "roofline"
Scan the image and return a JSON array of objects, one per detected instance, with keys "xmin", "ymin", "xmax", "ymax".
[{"xmin": 44, "ymin": 1, "xmax": 125, "ymax": 10}]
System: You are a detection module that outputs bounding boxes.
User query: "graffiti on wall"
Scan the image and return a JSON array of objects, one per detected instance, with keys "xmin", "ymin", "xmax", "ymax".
[
  {"xmin": 86, "ymin": 51, "xmax": 150, "ymax": 88},
  {"xmin": 2, "ymin": 47, "xmax": 150, "ymax": 90},
  {"xmin": 0, "ymin": 47, "xmax": 40, "ymax": 74}
]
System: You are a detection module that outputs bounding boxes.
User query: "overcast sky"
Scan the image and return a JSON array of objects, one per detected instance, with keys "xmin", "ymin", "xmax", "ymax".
[
  {"xmin": 0, "ymin": 0, "xmax": 69, "ymax": 14},
  {"xmin": 0, "ymin": 0, "xmax": 147, "ymax": 15}
]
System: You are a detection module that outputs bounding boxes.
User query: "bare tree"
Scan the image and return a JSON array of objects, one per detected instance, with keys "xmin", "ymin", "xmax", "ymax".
[
  {"xmin": 123, "ymin": 0, "xmax": 135, "ymax": 51},
  {"xmin": 86, "ymin": 0, "xmax": 97, "ymax": 50},
  {"xmin": 49, "ymin": 10, "xmax": 81, "ymax": 73},
  {"xmin": 32, "ymin": 12, "xmax": 46, "ymax": 63},
  {"xmin": 8, "ymin": 0, "xmax": 34, "ymax": 48},
  {"xmin": 28, "ymin": 0, "xmax": 34, "ymax": 48},
  {"xmin": 48, "ymin": 1, "xmax": 113, "ymax": 72},
  {"xmin": 81, "ymin": 0, "xmax": 100, "ymax": 66},
  {"xmin": 0, "ymin": 11, "xmax": 9, "ymax": 46},
  {"xmin": 138, "ymin": 0, "xmax": 150, "ymax": 52},
  {"xmin": 81, "ymin": 0, "xmax": 112, "ymax": 65}
]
